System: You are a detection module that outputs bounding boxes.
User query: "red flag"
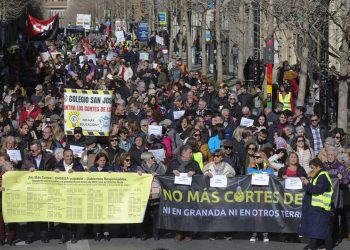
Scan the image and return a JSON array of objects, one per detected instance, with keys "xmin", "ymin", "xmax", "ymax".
[{"xmin": 28, "ymin": 14, "xmax": 59, "ymax": 40}]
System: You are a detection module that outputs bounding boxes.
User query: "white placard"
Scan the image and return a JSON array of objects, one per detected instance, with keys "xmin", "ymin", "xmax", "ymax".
[
  {"xmin": 148, "ymin": 149, "xmax": 166, "ymax": 161},
  {"xmin": 210, "ymin": 175, "xmax": 227, "ymax": 188},
  {"xmin": 106, "ymin": 51, "xmax": 117, "ymax": 61},
  {"xmin": 173, "ymin": 110, "xmax": 185, "ymax": 120},
  {"xmin": 285, "ymin": 177, "xmax": 303, "ymax": 190},
  {"xmin": 40, "ymin": 52, "xmax": 50, "ymax": 62},
  {"xmin": 251, "ymin": 173, "xmax": 270, "ymax": 186},
  {"xmin": 116, "ymin": 31, "xmax": 125, "ymax": 43},
  {"xmin": 69, "ymin": 145, "xmax": 85, "ymax": 158},
  {"xmin": 156, "ymin": 35, "xmax": 164, "ymax": 46},
  {"xmin": 139, "ymin": 52, "xmax": 149, "ymax": 61},
  {"xmin": 6, "ymin": 150, "xmax": 22, "ymax": 161},
  {"xmin": 240, "ymin": 117, "xmax": 254, "ymax": 127},
  {"xmin": 174, "ymin": 173, "xmax": 192, "ymax": 186},
  {"xmin": 148, "ymin": 125, "xmax": 162, "ymax": 136}
]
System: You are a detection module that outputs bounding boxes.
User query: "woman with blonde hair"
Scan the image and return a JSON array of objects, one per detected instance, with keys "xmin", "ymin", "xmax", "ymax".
[{"xmin": 52, "ymin": 124, "xmax": 66, "ymax": 148}]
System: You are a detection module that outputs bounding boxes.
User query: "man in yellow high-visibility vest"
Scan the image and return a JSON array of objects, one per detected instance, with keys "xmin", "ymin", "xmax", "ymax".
[{"xmin": 299, "ymin": 158, "xmax": 333, "ymax": 250}]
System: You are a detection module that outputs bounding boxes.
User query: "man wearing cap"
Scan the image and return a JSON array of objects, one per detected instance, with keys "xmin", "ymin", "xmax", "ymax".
[
  {"xmin": 47, "ymin": 114, "xmax": 60, "ymax": 127},
  {"xmin": 31, "ymin": 84, "xmax": 44, "ymax": 104},
  {"xmin": 80, "ymin": 137, "xmax": 107, "ymax": 170},
  {"xmin": 68, "ymin": 127, "xmax": 86, "ymax": 147},
  {"xmin": 221, "ymin": 139, "xmax": 242, "ymax": 175},
  {"xmin": 105, "ymin": 134, "xmax": 125, "ymax": 165}
]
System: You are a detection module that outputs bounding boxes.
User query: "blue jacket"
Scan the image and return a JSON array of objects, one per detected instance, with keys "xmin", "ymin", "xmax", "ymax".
[
  {"xmin": 247, "ymin": 163, "xmax": 274, "ymax": 175},
  {"xmin": 299, "ymin": 170, "xmax": 332, "ymax": 240},
  {"xmin": 113, "ymin": 165, "xmax": 138, "ymax": 173},
  {"xmin": 90, "ymin": 165, "xmax": 113, "ymax": 172}
]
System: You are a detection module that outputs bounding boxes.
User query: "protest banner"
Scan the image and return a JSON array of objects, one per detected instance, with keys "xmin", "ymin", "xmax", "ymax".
[
  {"xmin": 157, "ymin": 175, "xmax": 339, "ymax": 233},
  {"xmin": 156, "ymin": 35, "xmax": 164, "ymax": 46},
  {"xmin": 3, "ymin": 171, "xmax": 153, "ymax": 224},
  {"xmin": 116, "ymin": 31, "xmax": 125, "ymax": 43},
  {"xmin": 64, "ymin": 88, "xmax": 113, "ymax": 136}
]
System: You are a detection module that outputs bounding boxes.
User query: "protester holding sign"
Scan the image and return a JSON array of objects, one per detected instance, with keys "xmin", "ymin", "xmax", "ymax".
[
  {"xmin": 90, "ymin": 152, "xmax": 113, "ymax": 241},
  {"xmin": 247, "ymin": 150, "xmax": 273, "ymax": 242},
  {"xmin": 203, "ymin": 150, "xmax": 236, "ymax": 178},
  {"xmin": 0, "ymin": 161, "xmax": 16, "ymax": 246},
  {"xmin": 56, "ymin": 149, "xmax": 84, "ymax": 244},
  {"xmin": 137, "ymin": 152, "xmax": 165, "ymax": 240},
  {"xmin": 166, "ymin": 145, "xmax": 202, "ymax": 241}
]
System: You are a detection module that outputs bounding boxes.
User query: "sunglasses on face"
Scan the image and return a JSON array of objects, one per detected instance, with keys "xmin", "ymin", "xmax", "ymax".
[
  {"xmin": 311, "ymin": 119, "xmax": 318, "ymax": 122},
  {"xmin": 254, "ymin": 155, "xmax": 261, "ymax": 159},
  {"xmin": 335, "ymin": 136, "xmax": 341, "ymax": 139},
  {"xmin": 214, "ymin": 154, "xmax": 221, "ymax": 158},
  {"xmin": 224, "ymin": 146, "xmax": 232, "ymax": 150},
  {"xmin": 110, "ymin": 139, "xmax": 118, "ymax": 142},
  {"xmin": 193, "ymin": 134, "xmax": 201, "ymax": 137},
  {"xmin": 125, "ymin": 159, "xmax": 131, "ymax": 162}
]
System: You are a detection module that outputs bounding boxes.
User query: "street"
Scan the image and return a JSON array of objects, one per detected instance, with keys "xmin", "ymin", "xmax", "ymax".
[{"xmin": 4, "ymin": 238, "xmax": 350, "ymax": 250}]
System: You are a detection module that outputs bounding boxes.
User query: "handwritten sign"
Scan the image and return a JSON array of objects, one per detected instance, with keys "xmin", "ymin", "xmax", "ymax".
[
  {"xmin": 251, "ymin": 173, "xmax": 270, "ymax": 186},
  {"xmin": 174, "ymin": 173, "xmax": 192, "ymax": 186}
]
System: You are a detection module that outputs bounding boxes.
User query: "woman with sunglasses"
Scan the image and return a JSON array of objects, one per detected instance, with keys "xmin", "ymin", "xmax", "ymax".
[
  {"xmin": 117, "ymin": 127, "xmax": 132, "ymax": 152},
  {"xmin": 137, "ymin": 152, "xmax": 166, "ymax": 241},
  {"xmin": 89, "ymin": 152, "xmax": 113, "ymax": 241},
  {"xmin": 203, "ymin": 150, "xmax": 236, "ymax": 178},
  {"xmin": 294, "ymin": 135, "xmax": 314, "ymax": 176},
  {"xmin": 114, "ymin": 153, "xmax": 139, "ymax": 239},
  {"xmin": 247, "ymin": 151, "xmax": 274, "ymax": 175},
  {"xmin": 244, "ymin": 143, "xmax": 257, "ymax": 175},
  {"xmin": 247, "ymin": 151, "xmax": 273, "ymax": 242},
  {"xmin": 190, "ymin": 129, "xmax": 213, "ymax": 165},
  {"xmin": 106, "ymin": 135, "xmax": 125, "ymax": 166}
]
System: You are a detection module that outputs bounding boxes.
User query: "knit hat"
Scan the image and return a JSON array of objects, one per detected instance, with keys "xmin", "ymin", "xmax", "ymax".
[{"xmin": 274, "ymin": 137, "xmax": 287, "ymax": 149}]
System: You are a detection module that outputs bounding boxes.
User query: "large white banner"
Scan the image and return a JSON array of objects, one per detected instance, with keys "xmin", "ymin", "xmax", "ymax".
[
  {"xmin": 76, "ymin": 14, "xmax": 91, "ymax": 30},
  {"xmin": 64, "ymin": 89, "xmax": 113, "ymax": 136}
]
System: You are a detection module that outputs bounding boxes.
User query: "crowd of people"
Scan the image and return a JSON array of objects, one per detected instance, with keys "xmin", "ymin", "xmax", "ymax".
[{"xmin": 0, "ymin": 31, "xmax": 349, "ymax": 250}]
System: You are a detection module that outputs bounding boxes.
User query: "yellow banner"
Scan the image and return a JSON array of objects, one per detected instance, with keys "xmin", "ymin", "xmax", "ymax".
[{"xmin": 3, "ymin": 171, "xmax": 153, "ymax": 224}]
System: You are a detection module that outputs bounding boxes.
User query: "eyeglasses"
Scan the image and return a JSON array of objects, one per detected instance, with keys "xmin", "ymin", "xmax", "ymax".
[
  {"xmin": 193, "ymin": 134, "xmax": 201, "ymax": 137},
  {"xmin": 213, "ymin": 154, "xmax": 221, "ymax": 158},
  {"xmin": 125, "ymin": 159, "xmax": 131, "ymax": 162},
  {"xmin": 110, "ymin": 139, "xmax": 118, "ymax": 142},
  {"xmin": 297, "ymin": 140, "xmax": 304, "ymax": 143},
  {"xmin": 254, "ymin": 155, "xmax": 261, "ymax": 159},
  {"xmin": 248, "ymin": 147, "xmax": 256, "ymax": 150},
  {"xmin": 141, "ymin": 124, "xmax": 148, "ymax": 127},
  {"xmin": 224, "ymin": 146, "xmax": 232, "ymax": 150}
]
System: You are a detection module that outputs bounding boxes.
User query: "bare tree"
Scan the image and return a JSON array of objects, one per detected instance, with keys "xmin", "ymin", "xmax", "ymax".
[
  {"xmin": 0, "ymin": 0, "xmax": 33, "ymax": 22},
  {"xmin": 215, "ymin": 0, "xmax": 223, "ymax": 82}
]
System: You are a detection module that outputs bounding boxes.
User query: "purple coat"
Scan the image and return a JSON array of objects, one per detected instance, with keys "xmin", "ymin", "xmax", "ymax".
[{"xmin": 323, "ymin": 160, "xmax": 350, "ymax": 187}]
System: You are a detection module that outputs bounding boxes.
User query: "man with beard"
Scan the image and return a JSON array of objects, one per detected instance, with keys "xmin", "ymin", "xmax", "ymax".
[{"xmin": 252, "ymin": 129, "xmax": 273, "ymax": 151}]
